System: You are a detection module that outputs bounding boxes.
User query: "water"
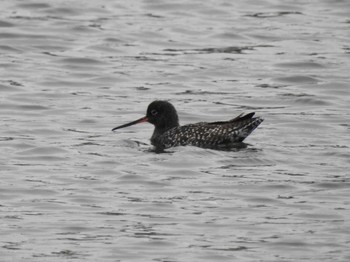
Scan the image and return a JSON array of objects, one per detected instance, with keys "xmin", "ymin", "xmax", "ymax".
[{"xmin": 1, "ymin": 0, "xmax": 349, "ymax": 261}]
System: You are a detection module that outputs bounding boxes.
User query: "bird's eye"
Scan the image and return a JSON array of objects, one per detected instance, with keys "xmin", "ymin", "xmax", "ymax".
[{"xmin": 151, "ymin": 109, "xmax": 158, "ymax": 116}]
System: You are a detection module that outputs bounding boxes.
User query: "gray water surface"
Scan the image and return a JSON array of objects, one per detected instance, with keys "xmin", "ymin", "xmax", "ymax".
[{"xmin": 1, "ymin": 0, "xmax": 350, "ymax": 261}]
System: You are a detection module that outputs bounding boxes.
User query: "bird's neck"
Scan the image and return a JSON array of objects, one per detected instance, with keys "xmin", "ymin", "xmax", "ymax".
[{"xmin": 153, "ymin": 121, "xmax": 179, "ymax": 136}]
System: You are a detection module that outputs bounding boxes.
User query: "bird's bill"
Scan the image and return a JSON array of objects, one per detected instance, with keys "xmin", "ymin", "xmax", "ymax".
[{"xmin": 112, "ymin": 116, "xmax": 148, "ymax": 131}]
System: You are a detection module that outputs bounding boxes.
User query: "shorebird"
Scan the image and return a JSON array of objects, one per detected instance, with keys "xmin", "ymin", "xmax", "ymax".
[{"xmin": 112, "ymin": 101, "xmax": 263, "ymax": 152}]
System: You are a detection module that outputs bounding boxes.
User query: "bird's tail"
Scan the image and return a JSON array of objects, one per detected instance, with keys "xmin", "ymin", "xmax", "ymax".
[{"xmin": 235, "ymin": 115, "xmax": 263, "ymax": 142}]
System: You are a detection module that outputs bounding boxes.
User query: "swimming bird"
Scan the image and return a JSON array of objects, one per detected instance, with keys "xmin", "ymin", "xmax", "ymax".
[{"xmin": 112, "ymin": 100, "xmax": 263, "ymax": 152}]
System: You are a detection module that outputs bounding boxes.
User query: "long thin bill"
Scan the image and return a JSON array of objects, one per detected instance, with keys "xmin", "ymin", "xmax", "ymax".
[{"xmin": 112, "ymin": 116, "xmax": 148, "ymax": 131}]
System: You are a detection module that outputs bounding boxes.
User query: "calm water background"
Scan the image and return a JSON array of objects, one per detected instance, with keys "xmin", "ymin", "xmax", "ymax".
[{"xmin": 1, "ymin": 0, "xmax": 349, "ymax": 261}]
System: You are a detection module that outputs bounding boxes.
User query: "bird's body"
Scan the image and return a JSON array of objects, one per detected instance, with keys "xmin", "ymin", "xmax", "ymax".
[
  {"xmin": 150, "ymin": 114, "xmax": 262, "ymax": 150},
  {"xmin": 112, "ymin": 101, "xmax": 263, "ymax": 152}
]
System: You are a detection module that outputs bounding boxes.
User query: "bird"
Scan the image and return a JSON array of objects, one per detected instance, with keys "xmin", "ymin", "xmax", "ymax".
[{"xmin": 112, "ymin": 100, "xmax": 263, "ymax": 152}]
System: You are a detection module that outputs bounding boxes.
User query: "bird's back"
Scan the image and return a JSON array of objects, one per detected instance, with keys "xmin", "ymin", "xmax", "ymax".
[{"xmin": 152, "ymin": 113, "xmax": 263, "ymax": 150}]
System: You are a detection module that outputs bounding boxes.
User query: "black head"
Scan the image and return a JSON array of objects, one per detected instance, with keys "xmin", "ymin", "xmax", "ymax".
[
  {"xmin": 112, "ymin": 100, "xmax": 179, "ymax": 132},
  {"xmin": 146, "ymin": 100, "xmax": 179, "ymax": 130}
]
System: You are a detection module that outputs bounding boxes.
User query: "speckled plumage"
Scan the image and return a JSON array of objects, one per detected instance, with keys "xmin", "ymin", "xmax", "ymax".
[{"xmin": 112, "ymin": 101, "xmax": 263, "ymax": 151}]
